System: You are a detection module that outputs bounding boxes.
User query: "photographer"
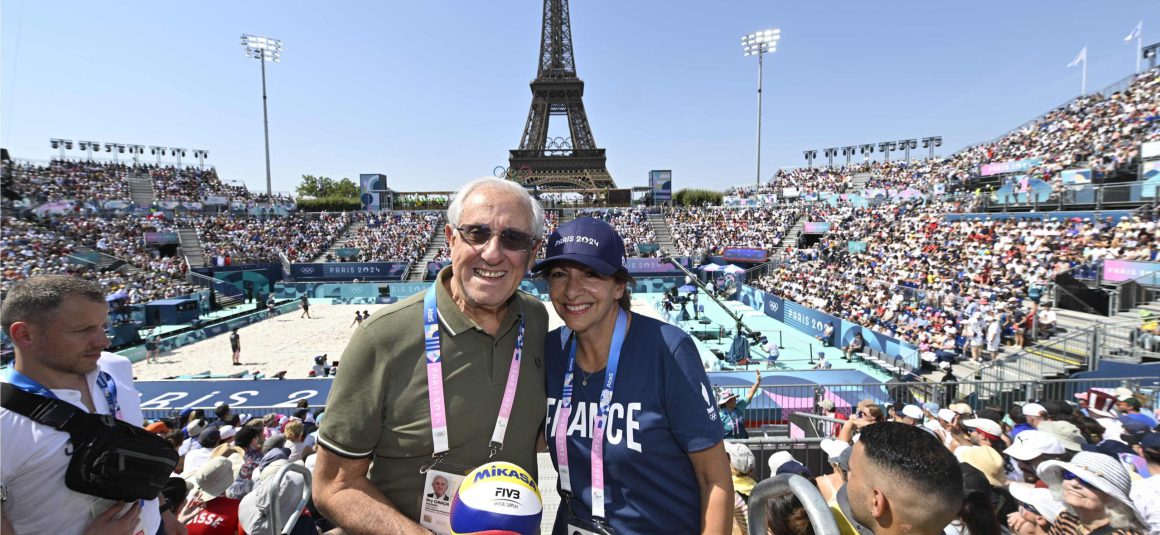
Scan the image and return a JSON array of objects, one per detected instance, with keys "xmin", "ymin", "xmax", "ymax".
[{"xmin": 1, "ymin": 275, "xmax": 161, "ymax": 534}]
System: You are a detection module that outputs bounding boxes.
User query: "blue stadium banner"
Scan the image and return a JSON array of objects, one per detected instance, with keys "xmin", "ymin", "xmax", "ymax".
[
  {"xmin": 782, "ymin": 301, "xmax": 838, "ymax": 339},
  {"xmin": 803, "ymin": 222, "xmax": 831, "ymax": 234},
  {"xmin": 427, "ymin": 260, "xmax": 451, "ymax": 280},
  {"xmin": 649, "ymin": 170, "xmax": 672, "ymax": 202},
  {"xmin": 722, "ymin": 247, "xmax": 768, "ymax": 263},
  {"xmin": 290, "ymin": 262, "xmax": 409, "ymax": 281},
  {"xmin": 847, "ymin": 241, "xmax": 868, "ymax": 253},
  {"xmin": 625, "ymin": 256, "xmax": 690, "ymax": 274},
  {"xmin": 335, "ymin": 248, "xmax": 361, "ymax": 259}
]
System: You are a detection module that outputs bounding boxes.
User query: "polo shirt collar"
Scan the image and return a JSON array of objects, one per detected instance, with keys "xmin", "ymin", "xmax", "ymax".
[{"xmin": 435, "ymin": 266, "xmax": 522, "ymax": 336}]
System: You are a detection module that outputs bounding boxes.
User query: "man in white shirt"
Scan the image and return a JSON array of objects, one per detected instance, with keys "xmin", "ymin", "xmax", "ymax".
[{"xmin": 0, "ymin": 275, "xmax": 160, "ymax": 535}]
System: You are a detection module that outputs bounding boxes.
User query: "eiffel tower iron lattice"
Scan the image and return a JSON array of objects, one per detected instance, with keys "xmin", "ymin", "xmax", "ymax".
[{"xmin": 508, "ymin": 0, "xmax": 616, "ymax": 190}]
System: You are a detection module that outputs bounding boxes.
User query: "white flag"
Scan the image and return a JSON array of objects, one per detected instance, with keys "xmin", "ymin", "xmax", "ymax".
[
  {"xmin": 1067, "ymin": 47, "xmax": 1087, "ymax": 68},
  {"xmin": 1124, "ymin": 21, "xmax": 1142, "ymax": 42}
]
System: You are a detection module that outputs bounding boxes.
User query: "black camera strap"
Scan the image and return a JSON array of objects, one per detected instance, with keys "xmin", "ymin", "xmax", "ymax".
[{"xmin": 1, "ymin": 382, "xmax": 109, "ymax": 439}]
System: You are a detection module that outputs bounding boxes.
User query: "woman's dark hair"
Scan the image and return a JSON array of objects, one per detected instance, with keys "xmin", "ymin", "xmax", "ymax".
[
  {"xmin": 765, "ymin": 493, "xmax": 814, "ymax": 535},
  {"xmin": 613, "ymin": 271, "xmax": 635, "ymax": 311},
  {"xmin": 957, "ymin": 463, "xmax": 1001, "ymax": 535}
]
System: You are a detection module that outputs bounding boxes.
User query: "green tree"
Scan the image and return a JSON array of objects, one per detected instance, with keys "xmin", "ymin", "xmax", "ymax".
[
  {"xmin": 296, "ymin": 175, "xmax": 358, "ymax": 199},
  {"xmin": 331, "ymin": 178, "xmax": 359, "ymax": 198}
]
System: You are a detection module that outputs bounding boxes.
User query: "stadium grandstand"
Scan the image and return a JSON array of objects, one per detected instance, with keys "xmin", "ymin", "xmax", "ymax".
[{"xmin": 1, "ymin": 11, "xmax": 1158, "ymax": 535}]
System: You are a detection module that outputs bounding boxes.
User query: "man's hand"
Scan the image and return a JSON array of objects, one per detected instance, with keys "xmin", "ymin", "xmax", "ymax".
[{"xmin": 83, "ymin": 502, "xmax": 141, "ymax": 535}]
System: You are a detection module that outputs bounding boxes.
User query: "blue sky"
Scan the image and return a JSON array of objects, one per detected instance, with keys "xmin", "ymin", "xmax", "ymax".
[{"xmin": 1, "ymin": 1, "xmax": 1152, "ymax": 195}]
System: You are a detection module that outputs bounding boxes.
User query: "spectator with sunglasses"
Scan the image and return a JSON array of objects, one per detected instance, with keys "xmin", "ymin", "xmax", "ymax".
[
  {"xmin": 837, "ymin": 400, "xmax": 885, "ymax": 444},
  {"xmin": 1034, "ymin": 451, "xmax": 1150, "ymax": 534},
  {"xmin": 313, "ymin": 178, "xmax": 549, "ymax": 535}
]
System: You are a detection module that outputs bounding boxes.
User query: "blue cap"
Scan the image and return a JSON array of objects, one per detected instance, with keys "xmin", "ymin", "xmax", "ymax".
[{"xmin": 534, "ymin": 217, "xmax": 626, "ymax": 276}]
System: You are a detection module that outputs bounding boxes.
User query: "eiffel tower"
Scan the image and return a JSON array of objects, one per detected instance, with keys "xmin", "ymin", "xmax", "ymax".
[{"xmin": 509, "ymin": 0, "xmax": 616, "ymax": 190}]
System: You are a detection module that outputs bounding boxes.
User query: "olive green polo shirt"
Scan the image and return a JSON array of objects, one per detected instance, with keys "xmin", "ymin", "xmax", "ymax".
[{"xmin": 318, "ymin": 267, "xmax": 548, "ymax": 522}]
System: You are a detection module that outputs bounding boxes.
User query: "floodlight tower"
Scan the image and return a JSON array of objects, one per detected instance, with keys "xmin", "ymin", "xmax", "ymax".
[
  {"xmin": 899, "ymin": 139, "xmax": 917, "ymax": 162},
  {"xmin": 49, "ymin": 139, "xmax": 72, "ymax": 160},
  {"xmin": 105, "ymin": 143, "xmax": 126, "ymax": 165},
  {"xmin": 841, "ymin": 145, "xmax": 857, "ymax": 167},
  {"xmin": 742, "ymin": 28, "xmax": 780, "ymax": 188},
  {"xmin": 192, "ymin": 149, "xmax": 209, "ymax": 169},
  {"xmin": 803, "ymin": 149, "xmax": 817, "ymax": 168},
  {"xmin": 859, "ymin": 144, "xmax": 874, "ymax": 163},
  {"xmin": 921, "ymin": 136, "xmax": 942, "ymax": 159},
  {"xmin": 242, "ymin": 34, "xmax": 283, "ymax": 198},
  {"xmin": 823, "ymin": 147, "xmax": 838, "ymax": 168}
]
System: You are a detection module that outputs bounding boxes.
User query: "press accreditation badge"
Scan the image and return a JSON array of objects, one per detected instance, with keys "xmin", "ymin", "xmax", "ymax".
[{"xmin": 419, "ymin": 467, "xmax": 467, "ymax": 535}]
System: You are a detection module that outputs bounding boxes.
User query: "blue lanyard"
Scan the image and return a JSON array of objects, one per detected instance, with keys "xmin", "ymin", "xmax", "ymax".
[
  {"xmin": 555, "ymin": 308, "xmax": 629, "ymax": 520},
  {"xmin": 422, "ymin": 284, "xmax": 525, "ymax": 458},
  {"xmin": 1, "ymin": 367, "xmax": 119, "ymax": 417}
]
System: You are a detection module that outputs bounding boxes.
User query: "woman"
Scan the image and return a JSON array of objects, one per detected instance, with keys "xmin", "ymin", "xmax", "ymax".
[
  {"xmin": 837, "ymin": 401, "xmax": 885, "ymax": 444},
  {"xmin": 1033, "ymin": 451, "xmax": 1149, "ymax": 534},
  {"xmin": 537, "ymin": 217, "xmax": 732, "ymax": 534},
  {"xmin": 720, "ymin": 371, "xmax": 761, "ymax": 439}
]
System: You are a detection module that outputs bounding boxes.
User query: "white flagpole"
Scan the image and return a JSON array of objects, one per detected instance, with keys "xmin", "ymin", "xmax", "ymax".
[
  {"xmin": 1138, "ymin": 22, "xmax": 1144, "ymax": 74},
  {"xmin": 1082, "ymin": 51, "xmax": 1087, "ymax": 95}
]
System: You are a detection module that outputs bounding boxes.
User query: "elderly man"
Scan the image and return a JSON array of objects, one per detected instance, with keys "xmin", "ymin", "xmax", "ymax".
[
  {"xmin": 835, "ymin": 422, "xmax": 964, "ymax": 535},
  {"xmin": 313, "ymin": 178, "xmax": 549, "ymax": 535},
  {"xmin": 0, "ymin": 275, "xmax": 159, "ymax": 535}
]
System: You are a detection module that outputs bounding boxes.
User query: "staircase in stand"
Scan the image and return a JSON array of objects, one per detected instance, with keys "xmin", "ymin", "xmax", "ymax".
[
  {"xmin": 126, "ymin": 173, "xmax": 155, "ymax": 208},
  {"xmin": 69, "ymin": 245, "xmax": 133, "ymax": 273},
  {"xmin": 407, "ymin": 213, "xmax": 448, "ymax": 281},
  {"xmin": 314, "ymin": 219, "xmax": 366, "ymax": 262},
  {"xmin": 849, "ymin": 172, "xmax": 873, "ymax": 192},
  {"xmin": 779, "ymin": 219, "xmax": 806, "ymax": 254},
  {"xmin": 646, "ymin": 212, "xmax": 676, "ymax": 256},
  {"xmin": 178, "ymin": 228, "xmax": 207, "ymax": 269}
]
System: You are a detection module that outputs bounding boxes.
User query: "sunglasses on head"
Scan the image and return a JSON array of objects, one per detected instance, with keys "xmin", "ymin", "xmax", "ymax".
[{"xmin": 455, "ymin": 225, "xmax": 537, "ymax": 252}]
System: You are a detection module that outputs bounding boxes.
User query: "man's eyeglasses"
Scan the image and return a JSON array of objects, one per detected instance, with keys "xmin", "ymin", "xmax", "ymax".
[{"xmin": 455, "ymin": 225, "xmax": 537, "ymax": 253}]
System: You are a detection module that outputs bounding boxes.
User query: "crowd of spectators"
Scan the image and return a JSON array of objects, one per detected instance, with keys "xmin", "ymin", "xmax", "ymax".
[
  {"xmin": 338, "ymin": 211, "xmax": 443, "ymax": 263},
  {"xmin": 729, "ymin": 165, "xmax": 864, "ymax": 198},
  {"xmin": 726, "ymin": 386, "xmax": 1159, "ymax": 535},
  {"xmin": 146, "ymin": 164, "xmax": 241, "ymax": 202},
  {"xmin": 2, "ymin": 159, "xmax": 132, "ymax": 202},
  {"xmin": 667, "ymin": 206, "xmax": 806, "ymax": 259},
  {"xmin": 192, "ymin": 212, "xmax": 355, "ymax": 264},
  {"xmin": 751, "ymin": 198, "xmax": 1158, "ymax": 359},
  {"xmin": 579, "ymin": 206, "xmax": 656, "ymax": 256},
  {"xmin": 0, "ymin": 215, "xmax": 196, "ymax": 304}
]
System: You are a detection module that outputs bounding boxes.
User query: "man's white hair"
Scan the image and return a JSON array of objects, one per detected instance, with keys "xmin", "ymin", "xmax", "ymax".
[{"xmin": 446, "ymin": 177, "xmax": 544, "ymax": 236}]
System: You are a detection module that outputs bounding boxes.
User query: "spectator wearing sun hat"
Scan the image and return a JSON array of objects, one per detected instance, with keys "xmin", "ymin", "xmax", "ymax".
[
  {"xmin": 1006, "ymin": 482, "xmax": 1066, "ymax": 534},
  {"xmin": 180, "ymin": 457, "xmax": 244, "ymax": 535},
  {"xmin": 1036, "ymin": 451, "xmax": 1150, "ymax": 534},
  {"xmin": 1039, "ymin": 420, "xmax": 1087, "ymax": 455},
  {"xmin": 723, "ymin": 441, "xmax": 756, "ymax": 534},
  {"xmin": 719, "ymin": 371, "xmax": 761, "ymax": 439}
]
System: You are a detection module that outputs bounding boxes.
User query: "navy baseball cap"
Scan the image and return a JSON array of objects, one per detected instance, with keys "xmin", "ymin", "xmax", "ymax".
[{"xmin": 533, "ymin": 217, "xmax": 626, "ymax": 276}]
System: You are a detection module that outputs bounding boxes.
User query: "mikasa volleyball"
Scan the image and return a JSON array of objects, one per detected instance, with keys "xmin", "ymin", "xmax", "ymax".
[{"xmin": 450, "ymin": 462, "xmax": 543, "ymax": 535}]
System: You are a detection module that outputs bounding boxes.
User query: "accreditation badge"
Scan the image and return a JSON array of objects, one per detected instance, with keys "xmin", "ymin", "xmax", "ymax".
[{"xmin": 419, "ymin": 465, "xmax": 470, "ymax": 535}]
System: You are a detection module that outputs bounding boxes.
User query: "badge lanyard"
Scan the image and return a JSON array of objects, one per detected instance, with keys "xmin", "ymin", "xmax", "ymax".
[
  {"xmin": 554, "ymin": 308, "xmax": 628, "ymax": 521},
  {"xmin": 422, "ymin": 284, "xmax": 524, "ymax": 463},
  {"xmin": 1, "ymin": 367, "xmax": 120, "ymax": 418}
]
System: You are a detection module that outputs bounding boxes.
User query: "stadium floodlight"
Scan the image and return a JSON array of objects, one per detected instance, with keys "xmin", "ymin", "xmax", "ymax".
[
  {"xmin": 823, "ymin": 147, "xmax": 838, "ymax": 168},
  {"xmin": 171, "ymin": 147, "xmax": 187, "ymax": 168},
  {"xmin": 149, "ymin": 146, "xmax": 168, "ymax": 165},
  {"xmin": 741, "ymin": 27, "xmax": 780, "ymax": 188},
  {"xmin": 898, "ymin": 139, "xmax": 917, "ymax": 162},
  {"xmin": 803, "ymin": 149, "xmax": 817, "ymax": 168},
  {"xmin": 192, "ymin": 149, "xmax": 209, "ymax": 168},
  {"xmin": 126, "ymin": 144, "xmax": 146, "ymax": 166},
  {"xmin": 77, "ymin": 141, "xmax": 101, "ymax": 161},
  {"xmin": 105, "ymin": 143, "xmax": 126, "ymax": 164},
  {"xmin": 49, "ymin": 139, "xmax": 72, "ymax": 160},
  {"xmin": 878, "ymin": 141, "xmax": 897, "ymax": 162},
  {"xmin": 1144, "ymin": 42, "xmax": 1160, "ymax": 70},
  {"xmin": 859, "ymin": 143, "xmax": 874, "ymax": 163},
  {"xmin": 841, "ymin": 145, "xmax": 857, "ymax": 167},
  {"xmin": 921, "ymin": 136, "xmax": 942, "ymax": 159},
  {"xmin": 242, "ymin": 34, "xmax": 283, "ymax": 199}
]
